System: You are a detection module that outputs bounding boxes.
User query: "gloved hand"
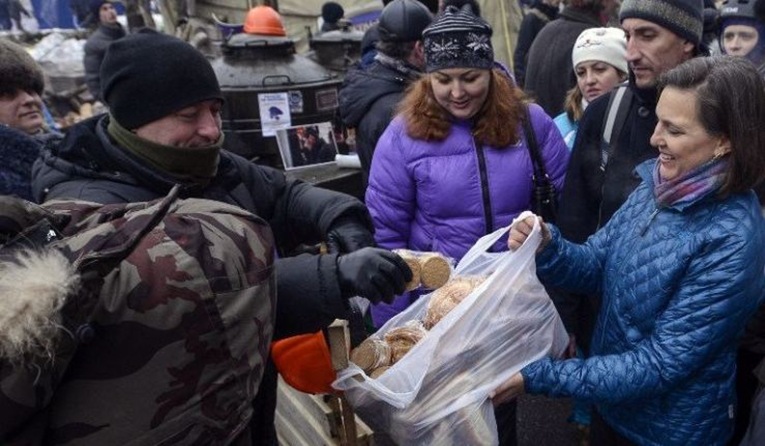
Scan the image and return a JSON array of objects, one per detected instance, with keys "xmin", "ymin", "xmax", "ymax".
[
  {"xmin": 336, "ymin": 247, "xmax": 413, "ymax": 304},
  {"xmin": 326, "ymin": 215, "xmax": 376, "ymax": 253}
]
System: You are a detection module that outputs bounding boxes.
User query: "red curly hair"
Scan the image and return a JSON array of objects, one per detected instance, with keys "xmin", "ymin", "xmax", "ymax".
[{"xmin": 397, "ymin": 68, "xmax": 529, "ymax": 147}]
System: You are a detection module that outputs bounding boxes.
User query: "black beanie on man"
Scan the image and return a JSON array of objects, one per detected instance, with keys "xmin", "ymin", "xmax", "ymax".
[{"xmin": 100, "ymin": 29, "xmax": 223, "ymax": 130}]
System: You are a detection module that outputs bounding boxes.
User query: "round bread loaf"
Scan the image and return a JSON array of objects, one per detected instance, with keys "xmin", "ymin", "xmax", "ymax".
[
  {"xmin": 369, "ymin": 365, "xmax": 391, "ymax": 379},
  {"xmin": 419, "ymin": 253, "xmax": 451, "ymax": 289},
  {"xmin": 350, "ymin": 338, "xmax": 391, "ymax": 373},
  {"xmin": 423, "ymin": 276, "xmax": 485, "ymax": 329},
  {"xmin": 384, "ymin": 320, "xmax": 428, "ymax": 364},
  {"xmin": 393, "ymin": 249, "xmax": 422, "ymax": 291}
]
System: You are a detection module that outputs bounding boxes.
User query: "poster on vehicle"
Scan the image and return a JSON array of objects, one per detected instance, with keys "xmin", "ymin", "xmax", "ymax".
[{"xmin": 258, "ymin": 92, "xmax": 292, "ymax": 136}]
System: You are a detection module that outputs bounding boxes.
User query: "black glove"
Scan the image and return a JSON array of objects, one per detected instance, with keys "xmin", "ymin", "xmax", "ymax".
[
  {"xmin": 326, "ymin": 216, "xmax": 376, "ymax": 253},
  {"xmin": 336, "ymin": 248, "xmax": 413, "ymax": 304}
]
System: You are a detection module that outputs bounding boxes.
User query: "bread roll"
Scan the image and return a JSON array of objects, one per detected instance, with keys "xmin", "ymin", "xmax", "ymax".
[
  {"xmin": 393, "ymin": 249, "xmax": 422, "ymax": 291},
  {"xmin": 423, "ymin": 276, "xmax": 485, "ymax": 329},
  {"xmin": 384, "ymin": 320, "xmax": 428, "ymax": 364},
  {"xmin": 419, "ymin": 252, "xmax": 451, "ymax": 289},
  {"xmin": 369, "ymin": 365, "xmax": 391, "ymax": 379},
  {"xmin": 350, "ymin": 338, "xmax": 391, "ymax": 373}
]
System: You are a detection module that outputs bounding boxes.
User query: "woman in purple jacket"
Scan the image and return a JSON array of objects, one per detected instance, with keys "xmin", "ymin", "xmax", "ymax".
[{"xmin": 365, "ymin": 4, "xmax": 570, "ymax": 328}]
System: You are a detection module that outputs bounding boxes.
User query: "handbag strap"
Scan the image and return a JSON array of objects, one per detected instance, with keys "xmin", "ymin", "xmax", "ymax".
[{"xmin": 521, "ymin": 106, "xmax": 550, "ymax": 187}]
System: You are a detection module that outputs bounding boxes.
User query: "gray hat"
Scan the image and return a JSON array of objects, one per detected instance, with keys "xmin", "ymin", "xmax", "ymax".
[
  {"xmin": 378, "ymin": 0, "xmax": 434, "ymax": 42},
  {"xmin": 620, "ymin": 0, "xmax": 704, "ymax": 45}
]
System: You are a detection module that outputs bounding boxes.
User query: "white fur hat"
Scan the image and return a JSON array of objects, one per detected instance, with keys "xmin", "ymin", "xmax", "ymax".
[{"xmin": 571, "ymin": 27, "xmax": 628, "ymax": 75}]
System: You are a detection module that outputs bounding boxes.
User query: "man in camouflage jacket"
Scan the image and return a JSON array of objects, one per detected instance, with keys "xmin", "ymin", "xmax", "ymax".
[
  {"xmin": 0, "ymin": 190, "xmax": 276, "ymax": 444},
  {"xmin": 29, "ymin": 30, "xmax": 412, "ymax": 444}
]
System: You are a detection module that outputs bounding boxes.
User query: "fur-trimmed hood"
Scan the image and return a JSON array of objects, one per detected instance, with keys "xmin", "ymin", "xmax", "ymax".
[{"xmin": 0, "ymin": 249, "xmax": 79, "ymax": 363}]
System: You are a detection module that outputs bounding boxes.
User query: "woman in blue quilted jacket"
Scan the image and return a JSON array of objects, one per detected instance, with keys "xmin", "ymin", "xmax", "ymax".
[{"xmin": 494, "ymin": 56, "xmax": 765, "ymax": 446}]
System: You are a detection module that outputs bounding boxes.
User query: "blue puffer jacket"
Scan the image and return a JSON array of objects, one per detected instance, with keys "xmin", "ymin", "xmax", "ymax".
[{"xmin": 523, "ymin": 160, "xmax": 765, "ymax": 445}]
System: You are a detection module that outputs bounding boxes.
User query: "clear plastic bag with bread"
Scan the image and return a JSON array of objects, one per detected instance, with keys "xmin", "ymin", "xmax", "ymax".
[{"xmin": 333, "ymin": 211, "xmax": 569, "ymax": 445}]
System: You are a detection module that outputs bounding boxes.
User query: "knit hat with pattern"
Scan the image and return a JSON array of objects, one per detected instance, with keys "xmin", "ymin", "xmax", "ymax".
[
  {"xmin": 422, "ymin": 4, "xmax": 493, "ymax": 72},
  {"xmin": 620, "ymin": 0, "xmax": 704, "ymax": 45}
]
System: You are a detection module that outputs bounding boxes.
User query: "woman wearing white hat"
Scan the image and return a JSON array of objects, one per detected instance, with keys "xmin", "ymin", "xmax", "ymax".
[{"xmin": 554, "ymin": 27, "xmax": 628, "ymax": 150}]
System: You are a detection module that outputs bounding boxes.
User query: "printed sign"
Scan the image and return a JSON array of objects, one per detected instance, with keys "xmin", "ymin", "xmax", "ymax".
[{"xmin": 258, "ymin": 92, "xmax": 292, "ymax": 136}]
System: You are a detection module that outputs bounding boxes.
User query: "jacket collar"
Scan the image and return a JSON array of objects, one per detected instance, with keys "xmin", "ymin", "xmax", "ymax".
[
  {"xmin": 98, "ymin": 23, "xmax": 126, "ymax": 39},
  {"xmin": 628, "ymin": 72, "xmax": 659, "ymax": 106}
]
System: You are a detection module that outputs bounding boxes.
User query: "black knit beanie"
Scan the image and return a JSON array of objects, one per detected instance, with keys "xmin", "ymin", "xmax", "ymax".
[
  {"xmin": 321, "ymin": 2, "xmax": 344, "ymax": 23},
  {"xmin": 422, "ymin": 4, "xmax": 493, "ymax": 72},
  {"xmin": 89, "ymin": 0, "xmax": 108, "ymax": 17},
  {"xmin": 100, "ymin": 30, "xmax": 223, "ymax": 130},
  {"xmin": 620, "ymin": 0, "xmax": 704, "ymax": 45}
]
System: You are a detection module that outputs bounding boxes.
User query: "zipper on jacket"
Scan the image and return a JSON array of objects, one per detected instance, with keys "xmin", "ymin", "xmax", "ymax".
[
  {"xmin": 640, "ymin": 208, "xmax": 660, "ymax": 236},
  {"xmin": 475, "ymin": 140, "xmax": 494, "ymax": 235}
]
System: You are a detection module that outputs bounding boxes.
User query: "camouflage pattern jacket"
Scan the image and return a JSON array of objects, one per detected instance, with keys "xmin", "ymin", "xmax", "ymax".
[{"xmin": 0, "ymin": 190, "xmax": 276, "ymax": 445}]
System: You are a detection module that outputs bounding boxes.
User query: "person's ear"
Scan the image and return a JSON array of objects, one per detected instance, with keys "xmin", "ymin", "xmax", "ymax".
[
  {"xmin": 682, "ymin": 39, "xmax": 695, "ymax": 57},
  {"xmin": 713, "ymin": 136, "xmax": 732, "ymax": 160}
]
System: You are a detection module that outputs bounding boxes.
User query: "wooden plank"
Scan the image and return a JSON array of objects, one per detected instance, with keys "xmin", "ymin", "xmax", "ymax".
[
  {"xmin": 276, "ymin": 377, "xmax": 374, "ymax": 445},
  {"xmin": 327, "ymin": 319, "xmax": 350, "ymax": 371},
  {"xmin": 276, "ymin": 379, "xmax": 338, "ymax": 445}
]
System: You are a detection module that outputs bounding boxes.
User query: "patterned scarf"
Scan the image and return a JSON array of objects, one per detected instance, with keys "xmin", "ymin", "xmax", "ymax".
[{"xmin": 653, "ymin": 157, "xmax": 728, "ymax": 208}]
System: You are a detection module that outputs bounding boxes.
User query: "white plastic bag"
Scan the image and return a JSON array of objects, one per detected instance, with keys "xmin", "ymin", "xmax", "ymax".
[{"xmin": 333, "ymin": 212, "xmax": 569, "ymax": 445}]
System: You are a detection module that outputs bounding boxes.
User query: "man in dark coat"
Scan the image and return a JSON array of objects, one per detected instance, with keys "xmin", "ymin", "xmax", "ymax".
[
  {"xmin": 513, "ymin": 0, "xmax": 560, "ymax": 87},
  {"xmin": 523, "ymin": 0, "xmax": 613, "ymax": 116},
  {"xmin": 32, "ymin": 30, "xmax": 412, "ymax": 445},
  {"xmin": 554, "ymin": 0, "xmax": 704, "ymax": 360},
  {"xmin": 339, "ymin": 0, "xmax": 433, "ymax": 184},
  {"xmin": 83, "ymin": 0, "xmax": 125, "ymax": 101}
]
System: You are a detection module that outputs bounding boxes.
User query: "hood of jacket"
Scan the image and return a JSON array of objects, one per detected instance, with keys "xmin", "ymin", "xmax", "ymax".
[{"xmin": 339, "ymin": 61, "xmax": 416, "ymax": 127}]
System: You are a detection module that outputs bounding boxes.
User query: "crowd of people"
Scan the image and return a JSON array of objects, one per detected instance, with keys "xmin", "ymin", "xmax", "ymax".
[{"xmin": 1, "ymin": 0, "xmax": 765, "ymax": 445}]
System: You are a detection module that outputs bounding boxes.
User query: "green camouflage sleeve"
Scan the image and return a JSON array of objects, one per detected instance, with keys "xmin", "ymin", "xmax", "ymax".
[{"xmin": 0, "ymin": 196, "xmax": 276, "ymax": 444}]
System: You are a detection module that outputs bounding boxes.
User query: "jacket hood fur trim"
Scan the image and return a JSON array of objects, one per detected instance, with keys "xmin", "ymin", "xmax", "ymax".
[{"xmin": 0, "ymin": 249, "xmax": 79, "ymax": 363}]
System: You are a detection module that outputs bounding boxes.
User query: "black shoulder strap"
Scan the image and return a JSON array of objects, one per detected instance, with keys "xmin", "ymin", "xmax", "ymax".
[
  {"xmin": 521, "ymin": 106, "xmax": 548, "ymax": 184},
  {"xmin": 600, "ymin": 84, "xmax": 633, "ymax": 171}
]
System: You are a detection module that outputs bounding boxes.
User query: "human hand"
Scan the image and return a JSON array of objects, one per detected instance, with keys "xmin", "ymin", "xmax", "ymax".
[
  {"xmin": 490, "ymin": 373, "xmax": 525, "ymax": 406},
  {"xmin": 508, "ymin": 216, "xmax": 551, "ymax": 252},
  {"xmin": 327, "ymin": 216, "xmax": 376, "ymax": 253},
  {"xmin": 336, "ymin": 248, "xmax": 413, "ymax": 304}
]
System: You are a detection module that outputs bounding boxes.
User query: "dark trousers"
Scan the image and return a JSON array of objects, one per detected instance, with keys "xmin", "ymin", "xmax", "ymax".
[
  {"xmin": 590, "ymin": 410, "xmax": 636, "ymax": 446},
  {"xmin": 495, "ymin": 400, "xmax": 518, "ymax": 446},
  {"xmin": 730, "ymin": 349, "xmax": 765, "ymax": 445}
]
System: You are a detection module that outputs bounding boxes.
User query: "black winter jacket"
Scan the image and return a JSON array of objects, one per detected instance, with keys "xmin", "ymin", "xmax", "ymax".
[
  {"xmin": 551, "ymin": 80, "xmax": 658, "ymax": 341},
  {"xmin": 83, "ymin": 24, "xmax": 126, "ymax": 100},
  {"xmin": 557, "ymin": 81, "xmax": 658, "ymax": 244},
  {"xmin": 339, "ymin": 60, "xmax": 419, "ymax": 182},
  {"xmin": 32, "ymin": 115, "xmax": 372, "ymax": 340},
  {"xmin": 523, "ymin": 7, "xmax": 601, "ymax": 116},
  {"xmin": 513, "ymin": 1, "xmax": 559, "ymax": 88}
]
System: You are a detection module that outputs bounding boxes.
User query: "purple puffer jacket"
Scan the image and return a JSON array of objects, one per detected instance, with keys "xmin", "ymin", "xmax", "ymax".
[{"xmin": 365, "ymin": 104, "xmax": 570, "ymax": 326}]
